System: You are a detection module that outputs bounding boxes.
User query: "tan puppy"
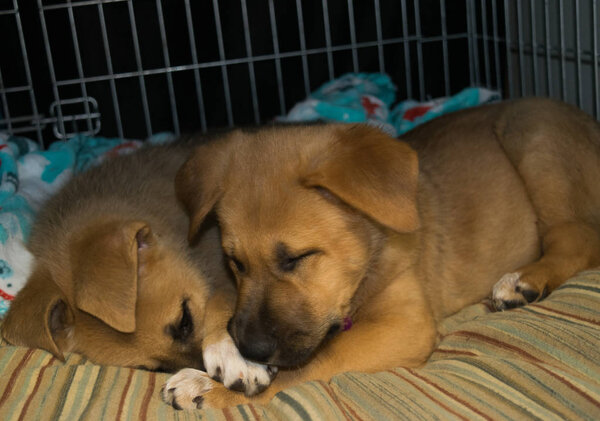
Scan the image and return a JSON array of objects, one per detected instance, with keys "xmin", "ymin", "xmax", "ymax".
[
  {"xmin": 163, "ymin": 98, "xmax": 600, "ymax": 409},
  {"xmin": 1, "ymin": 140, "xmax": 274, "ymax": 398}
]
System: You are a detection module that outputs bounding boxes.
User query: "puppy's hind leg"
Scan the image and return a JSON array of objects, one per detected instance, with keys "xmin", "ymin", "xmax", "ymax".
[
  {"xmin": 493, "ymin": 221, "xmax": 600, "ymax": 310},
  {"xmin": 492, "ymin": 102, "xmax": 600, "ymax": 310}
]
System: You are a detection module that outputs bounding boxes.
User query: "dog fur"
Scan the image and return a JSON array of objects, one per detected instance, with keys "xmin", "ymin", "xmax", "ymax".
[
  {"xmin": 1, "ymin": 140, "xmax": 274, "ymax": 396},
  {"xmin": 164, "ymin": 98, "xmax": 600, "ymax": 409}
]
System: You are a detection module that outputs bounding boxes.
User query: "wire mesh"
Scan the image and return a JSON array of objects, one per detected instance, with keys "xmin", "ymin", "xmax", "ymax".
[{"xmin": 0, "ymin": 0, "xmax": 599, "ymax": 147}]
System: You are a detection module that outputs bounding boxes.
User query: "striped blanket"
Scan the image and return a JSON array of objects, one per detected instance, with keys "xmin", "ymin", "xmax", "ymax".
[{"xmin": 1, "ymin": 270, "xmax": 599, "ymax": 420}]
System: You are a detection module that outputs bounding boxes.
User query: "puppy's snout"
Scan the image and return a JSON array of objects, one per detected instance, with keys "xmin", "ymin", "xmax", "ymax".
[
  {"xmin": 228, "ymin": 315, "xmax": 277, "ymax": 363},
  {"xmin": 239, "ymin": 333, "xmax": 277, "ymax": 363}
]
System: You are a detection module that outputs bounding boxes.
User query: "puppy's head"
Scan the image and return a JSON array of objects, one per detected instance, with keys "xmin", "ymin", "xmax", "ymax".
[
  {"xmin": 176, "ymin": 124, "xmax": 419, "ymax": 367},
  {"xmin": 2, "ymin": 218, "xmax": 210, "ymax": 372}
]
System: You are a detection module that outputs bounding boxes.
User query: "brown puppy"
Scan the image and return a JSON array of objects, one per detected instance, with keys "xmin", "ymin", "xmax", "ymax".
[
  {"xmin": 164, "ymin": 98, "xmax": 600, "ymax": 409},
  {"xmin": 1, "ymin": 140, "xmax": 274, "ymax": 396}
]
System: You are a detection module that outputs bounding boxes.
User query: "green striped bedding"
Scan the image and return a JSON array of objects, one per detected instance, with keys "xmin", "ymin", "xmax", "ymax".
[{"xmin": 1, "ymin": 270, "xmax": 600, "ymax": 420}]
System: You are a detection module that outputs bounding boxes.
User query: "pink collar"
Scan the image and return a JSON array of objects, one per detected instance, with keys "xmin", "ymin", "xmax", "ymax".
[{"xmin": 342, "ymin": 316, "xmax": 353, "ymax": 331}]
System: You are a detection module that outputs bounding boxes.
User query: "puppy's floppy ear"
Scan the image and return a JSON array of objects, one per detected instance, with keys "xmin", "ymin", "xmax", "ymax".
[
  {"xmin": 1, "ymin": 267, "xmax": 72, "ymax": 361},
  {"xmin": 176, "ymin": 134, "xmax": 238, "ymax": 243},
  {"xmin": 72, "ymin": 220, "xmax": 152, "ymax": 333},
  {"xmin": 303, "ymin": 124, "xmax": 420, "ymax": 232}
]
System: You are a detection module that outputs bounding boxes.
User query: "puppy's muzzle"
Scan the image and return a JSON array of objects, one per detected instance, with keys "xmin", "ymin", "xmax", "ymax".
[{"xmin": 227, "ymin": 316, "xmax": 277, "ymax": 363}]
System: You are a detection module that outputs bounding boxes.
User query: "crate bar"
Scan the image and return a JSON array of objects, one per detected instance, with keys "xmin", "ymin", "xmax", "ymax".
[
  {"xmin": 504, "ymin": 0, "xmax": 514, "ymax": 98},
  {"xmin": 480, "ymin": 0, "xmax": 491, "ymax": 88},
  {"xmin": 127, "ymin": 0, "xmax": 152, "ymax": 136},
  {"xmin": 0, "ymin": 117, "xmax": 45, "ymax": 135},
  {"xmin": 268, "ymin": 0, "xmax": 286, "ymax": 115},
  {"xmin": 53, "ymin": 123, "xmax": 100, "ymax": 139},
  {"xmin": 97, "ymin": 2, "xmax": 123, "ymax": 139},
  {"xmin": 559, "ymin": 0, "xmax": 566, "ymax": 99},
  {"xmin": 466, "ymin": 0, "xmax": 473, "ymax": 86},
  {"xmin": 466, "ymin": 0, "xmax": 476, "ymax": 86},
  {"xmin": 544, "ymin": 0, "xmax": 552, "ymax": 97},
  {"xmin": 0, "ymin": 85, "xmax": 33, "ymax": 94},
  {"xmin": 575, "ymin": 0, "xmax": 582, "ymax": 107},
  {"xmin": 212, "ymin": 0, "xmax": 233, "ymax": 126},
  {"xmin": 491, "ymin": 0, "xmax": 502, "ymax": 93},
  {"xmin": 322, "ymin": 0, "xmax": 335, "ymax": 79},
  {"xmin": 155, "ymin": 0, "xmax": 180, "ymax": 135},
  {"xmin": 0, "ymin": 125, "xmax": 43, "ymax": 135},
  {"xmin": 41, "ymin": 0, "xmax": 127, "ymax": 11},
  {"xmin": 374, "ymin": 0, "xmax": 385, "ymax": 73},
  {"xmin": 530, "ymin": 0, "xmax": 538, "ymax": 95},
  {"xmin": 0, "ymin": 68, "xmax": 13, "ymax": 134},
  {"xmin": 14, "ymin": 0, "xmax": 42, "ymax": 144},
  {"xmin": 0, "ymin": 125, "xmax": 42, "ymax": 136},
  {"xmin": 38, "ymin": 0, "xmax": 66, "ymax": 137},
  {"xmin": 0, "ymin": 111, "xmax": 98, "ymax": 126},
  {"xmin": 0, "ymin": 113, "xmax": 47, "ymax": 126},
  {"xmin": 0, "ymin": 114, "xmax": 43, "ymax": 125},
  {"xmin": 2, "ymin": 117, "xmax": 48, "ymax": 137},
  {"xmin": 594, "ymin": 0, "xmax": 599, "ymax": 119},
  {"xmin": 49, "ymin": 96, "xmax": 101, "ymax": 138},
  {"xmin": 295, "ymin": 0, "xmax": 311, "ymax": 96},
  {"xmin": 413, "ymin": 0, "xmax": 425, "ymax": 100},
  {"xmin": 499, "ymin": 41, "xmax": 597, "ymax": 66},
  {"xmin": 400, "ymin": 0, "xmax": 412, "ymax": 98},
  {"xmin": 516, "ymin": 0, "xmax": 526, "ymax": 96},
  {"xmin": 347, "ymin": 0, "xmax": 359, "ymax": 72},
  {"xmin": 240, "ymin": 0, "xmax": 260, "ymax": 124},
  {"xmin": 183, "ymin": 0, "xmax": 207, "ymax": 132},
  {"xmin": 471, "ymin": 0, "xmax": 480, "ymax": 85},
  {"xmin": 52, "ymin": 34, "xmax": 471, "ymax": 87},
  {"xmin": 66, "ymin": 3, "xmax": 94, "ymax": 133},
  {"xmin": 440, "ymin": 0, "xmax": 450, "ymax": 96}
]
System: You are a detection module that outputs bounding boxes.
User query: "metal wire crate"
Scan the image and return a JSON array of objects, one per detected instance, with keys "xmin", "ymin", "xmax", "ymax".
[{"xmin": 0, "ymin": 0, "xmax": 599, "ymax": 148}]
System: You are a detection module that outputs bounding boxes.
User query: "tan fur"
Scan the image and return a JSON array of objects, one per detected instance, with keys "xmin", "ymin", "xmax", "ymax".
[
  {"xmin": 173, "ymin": 98, "xmax": 600, "ymax": 408},
  {"xmin": 1, "ymin": 141, "xmax": 231, "ymax": 371}
]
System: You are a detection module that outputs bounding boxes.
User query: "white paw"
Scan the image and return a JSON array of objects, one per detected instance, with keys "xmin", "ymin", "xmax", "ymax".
[
  {"xmin": 492, "ymin": 272, "xmax": 545, "ymax": 311},
  {"xmin": 161, "ymin": 368, "xmax": 212, "ymax": 410},
  {"xmin": 204, "ymin": 335, "xmax": 277, "ymax": 396}
]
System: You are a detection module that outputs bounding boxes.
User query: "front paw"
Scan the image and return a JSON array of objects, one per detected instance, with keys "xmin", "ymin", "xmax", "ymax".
[
  {"xmin": 161, "ymin": 368, "xmax": 213, "ymax": 410},
  {"xmin": 492, "ymin": 272, "xmax": 548, "ymax": 310},
  {"xmin": 162, "ymin": 368, "xmax": 256, "ymax": 410},
  {"xmin": 204, "ymin": 335, "xmax": 278, "ymax": 396}
]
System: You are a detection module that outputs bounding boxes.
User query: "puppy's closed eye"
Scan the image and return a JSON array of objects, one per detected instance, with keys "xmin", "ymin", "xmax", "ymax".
[
  {"xmin": 228, "ymin": 255, "xmax": 246, "ymax": 274},
  {"xmin": 276, "ymin": 244, "xmax": 321, "ymax": 273},
  {"xmin": 167, "ymin": 299, "xmax": 194, "ymax": 343}
]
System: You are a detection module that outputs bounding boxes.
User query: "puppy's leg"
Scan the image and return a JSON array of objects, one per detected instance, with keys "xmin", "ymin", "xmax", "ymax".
[
  {"xmin": 201, "ymin": 287, "xmax": 277, "ymax": 396},
  {"xmin": 163, "ymin": 288, "xmax": 437, "ymax": 410},
  {"xmin": 493, "ymin": 104, "xmax": 600, "ymax": 310},
  {"xmin": 493, "ymin": 221, "xmax": 600, "ymax": 310},
  {"xmin": 162, "ymin": 285, "xmax": 277, "ymax": 410}
]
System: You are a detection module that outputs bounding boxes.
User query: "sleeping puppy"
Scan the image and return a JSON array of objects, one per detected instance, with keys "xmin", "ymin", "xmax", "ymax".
[
  {"xmin": 1, "ymin": 140, "xmax": 274, "ymax": 398},
  {"xmin": 164, "ymin": 97, "xmax": 600, "ymax": 409}
]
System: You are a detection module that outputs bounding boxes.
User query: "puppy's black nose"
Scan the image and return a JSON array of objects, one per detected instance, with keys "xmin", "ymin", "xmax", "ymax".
[
  {"xmin": 228, "ymin": 316, "xmax": 277, "ymax": 363},
  {"xmin": 238, "ymin": 334, "xmax": 277, "ymax": 362}
]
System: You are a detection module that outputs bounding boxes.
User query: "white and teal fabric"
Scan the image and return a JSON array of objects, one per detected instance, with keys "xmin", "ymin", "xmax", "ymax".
[
  {"xmin": 391, "ymin": 87, "xmax": 501, "ymax": 134},
  {"xmin": 280, "ymin": 72, "xmax": 500, "ymax": 136}
]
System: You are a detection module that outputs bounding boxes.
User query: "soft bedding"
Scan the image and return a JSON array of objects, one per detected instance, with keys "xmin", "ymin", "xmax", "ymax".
[{"xmin": 0, "ymin": 270, "xmax": 599, "ymax": 420}]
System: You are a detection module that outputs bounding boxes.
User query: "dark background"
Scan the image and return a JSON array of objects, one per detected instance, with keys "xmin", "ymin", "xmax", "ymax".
[{"xmin": 1, "ymin": 1, "xmax": 505, "ymax": 146}]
